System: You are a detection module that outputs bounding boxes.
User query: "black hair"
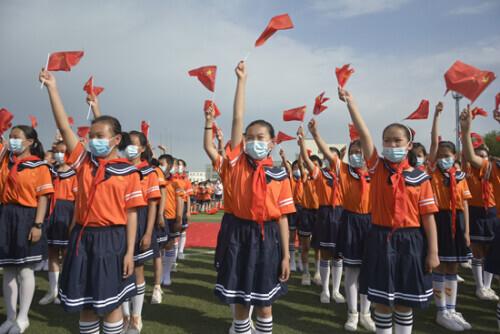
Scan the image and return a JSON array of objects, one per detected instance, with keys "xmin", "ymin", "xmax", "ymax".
[
  {"xmin": 309, "ymin": 155, "xmax": 323, "ymax": 167},
  {"xmin": 329, "ymin": 146, "xmax": 341, "ymax": 156},
  {"xmin": 348, "ymin": 139, "xmax": 362, "ymax": 155},
  {"xmin": 178, "ymin": 159, "xmax": 187, "ymax": 167},
  {"xmin": 245, "ymin": 120, "xmax": 275, "ymax": 138},
  {"xmin": 92, "ymin": 115, "xmax": 122, "ymax": 135},
  {"xmin": 382, "ymin": 123, "xmax": 412, "ymax": 142},
  {"xmin": 129, "ymin": 130, "xmax": 153, "ymax": 163},
  {"xmin": 291, "ymin": 160, "xmax": 299, "ymax": 169},
  {"xmin": 150, "ymin": 158, "xmax": 159, "ymax": 167},
  {"xmin": 438, "ymin": 141, "xmax": 456, "ymax": 154},
  {"xmin": 408, "ymin": 142, "xmax": 427, "ymax": 167},
  {"xmin": 12, "ymin": 125, "xmax": 45, "ymax": 159},
  {"xmin": 118, "ymin": 132, "xmax": 131, "ymax": 151},
  {"xmin": 158, "ymin": 154, "xmax": 174, "ymax": 166}
]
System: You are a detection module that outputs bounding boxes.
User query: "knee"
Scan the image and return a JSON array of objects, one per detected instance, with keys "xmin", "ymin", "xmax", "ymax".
[
  {"xmin": 255, "ymin": 306, "xmax": 272, "ymax": 318},
  {"xmin": 374, "ymin": 303, "xmax": 392, "ymax": 314}
]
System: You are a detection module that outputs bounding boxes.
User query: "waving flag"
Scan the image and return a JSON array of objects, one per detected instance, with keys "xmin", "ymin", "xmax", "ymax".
[
  {"xmin": 204, "ymin": 100, "xmax": 221, "ymax": 118},
  {"xmin": 141, "ymin": 121, "xmax": 150, "ymax": 139},
  {"xmin": 255, "ymin": 14, "xmax": 294, "ymax": 47},
  {"xmin": 335, "ymin": 64, "xmax": 355, "ymax": 88},
  {"xmin": 471, "ymin": 107, "xmax": 488, "ymax": 120},
  {"xmin": 348, "ymin": 123, "xmax": 359, "ymax": 141},
  {"xmin": 77, "ymin": 126, "xmax": 90, "ymax": 139},
  {"xmin": 283, "ymin": 106, "xmax": 306, "ymax": 122},
  {"xmin": 188, "ymin": 66, "xmax": 217, "ymax": 92},
  {"xmin": 405, "ymin": 99, "xmax": 430, "ymax": 120},
  {"xmin": 444, "ymin": 60, "xmax": 496, "ymax": 103},
  {"xmin": 470, "ymin": 132, "xmax": 484, "ymax": 148},
  {"xmin": 276, "ymin": 131, "xmax": 295, "ymax": 144},
  {"xmin": 29, "ymin": 115, "xmax": 38, "ymax": 129},
  {"xmin": 47, "ymin": 51, "xmax": 84, "ymax": 71},
  {"xmin": 313, "ymin": 92, "xmax": 329, "ymax": 115},
  {"xmin": 83, "ymin": 76, "xmax": 105, "ymax": 96},
  {"xmin": 0, "ymin": 108, "xmax": 14, "ymax": 136}
]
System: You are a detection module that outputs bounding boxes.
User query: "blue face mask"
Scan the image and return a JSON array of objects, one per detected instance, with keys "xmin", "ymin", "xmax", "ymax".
[
  {"xmin": 89, "ymin": 138, "xmax": 113, "ymax": 157},
  {"xmin": 54, "ymin": 152, "xmax": 65, "ymax": 164},
  {"xmin": 125, "ymin": 145, "xmax": 140, "ymax": 160},
  {"xmin": 292, "ymin": 170, "xmax": 301, "ymax": 179},
  {"xmin": 9, "ymin": 138, "xmax": 25, "ymax": 154},
  {"xmin": 349, "ymin": 154, "xmax": 364, "ymax": 168},
  {"xmin": 415, "ymin": 157, "xmax": 425, "ymax": 167},
  {"xmin": 438, "ymin": 157, "xmax": 455, "ymax": 171},
  {"xmin": 382, "ymin": 146, "xmax": 407, "ymax": 163},
  {"xmin": 244, "ymin": 140, "xmax": 270, "ymax": 160}
]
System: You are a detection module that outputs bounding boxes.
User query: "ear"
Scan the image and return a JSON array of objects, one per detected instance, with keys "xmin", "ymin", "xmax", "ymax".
[
  {"xmin": 268, "ymin": 141, "xmax": 276, "ymax": 152},
  {"xmin": 113, "ymin": 133, "xmax": 122, "ymax": 147},
  {"xmin": 407, "ymin": 142, "xmax": 413, "ymax": 151}
]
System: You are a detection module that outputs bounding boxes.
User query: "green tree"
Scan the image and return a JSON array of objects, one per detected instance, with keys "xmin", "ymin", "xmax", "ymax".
[{"xmin": 484, "ymin": 130, "xmax": 500, "ymax": 157}]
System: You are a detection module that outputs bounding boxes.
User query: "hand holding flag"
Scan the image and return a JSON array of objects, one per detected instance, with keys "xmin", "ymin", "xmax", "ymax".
[
  {"xmin": 141, "ymin": 121, "xmax": 150, "ymax": 139},
  {"xmin": 204, "ymin": 100, "xmax": 221, "ymax": 118},
  {"xmin": 0, "ymin": 108, "xmax": 14, "ymax": 136},
  {"xmin": 336, "ymin": 64, "xmax": 355, "ymax": 88},
  {"xmin": 471, "ymin": 107, "xmax": 488, "ymax": 120},
  {"xmin": 77, "ymin": 126, "xmax": 90, "ymax": 139}
]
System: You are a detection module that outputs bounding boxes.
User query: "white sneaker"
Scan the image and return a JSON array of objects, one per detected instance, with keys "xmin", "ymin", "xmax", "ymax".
[
  {"xmin": 457, "ymin": 275, "xmax": 465, "ymax": 283},
  {"xmin": 312, "ymin": 272, "xmax": 322, "ymax": 286},
  {"xmin": 7, "ymin": 319, "xmax": 29, "ymax": 334},
  {"xmin": 151, "ymin": 286, "xmax": 163, "ymax": 304},
  {"xmin": 476, "ymin": 288, "xmax": 497, "ymax": 301},
  {"xmin": 460, "ymin": 260, "xmax": 472, "ymax": 269},
  {"xmin": 320, "ymin": 291, "xmax": 330, "ymax": 303},
  {"xmin": 359, "ymin": 313, "xmax": 376, "ymax": 332},
  {"xmin": 53, "ymin": 297, "xmax": 61, "ymax": 305},
  {"xmin": 331, "ymin": 291, "xmax": 346, "ymax": 303},
  {"xmin": 486, "ymin": 288, "xmax": 499, "ymax": 301},
  {"xmin": 178, "ymin": 253, "xmax": 185, "ymax": 260},
  {"xmin": 344, "ymin": 312, "xmax": 359, "ymax": 332},
  {"xmin": 290, "ymin": 260, "xmax": 297, "ymax": 272},
  {"xmin": 38, "ymin": 292, "xmax": 58, "ymax": 305},
  {"xmin": 301, "ymin": 272, "xmax": 311, "ymax": 286},
  {"xmin": 450, "ymin": 311, "xmax": 472, "ymax": 330},
  {"xmin": 171, "ymin": 262, "xmax": 178, "ymax": 272},
  {"xmin": 436, "ymin": 311, "xmax": 464, "ymax": 331},
  {"xmin": 0, "ymin": 320, "xmax": 15, "ymax": 334}
]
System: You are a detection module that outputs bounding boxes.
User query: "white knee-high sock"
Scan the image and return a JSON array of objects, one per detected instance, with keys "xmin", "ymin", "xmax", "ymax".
[
  {"xmin": 331, "ymin": 259, "xmax": 343, "ymax": 293},
  {"xmin": 484, "ymin": 271, "xmax": 494, "ymax": 290},
  {"xmin": 103, "ymin": 319, "xmax": 123, "ymax": 334},
  {"xmin": 249, "ymin": 305, "xmax": 254, "ymax": 319},
  {"xmin": 48, "ymin": 271, "xmax": 59, "ymax": 296},
  {"xmin": 374, "ymin": 311, "xmax": 392, "ymax": 334},
  {"xmin": 320, "ymin": 260, "xmax": 331, "ymax": 294},
  {"xmin": 17, "ymin": 266, "xmax": 35, "ymax": 323},
  {"xmin": 255, "ymin": 316, "xmax": 273, "ymax": 334},
  {"xmin": 178, "ymin": 231, "xmax": 187, "ymax": 256},
  {"xmin": 173, "ymin": 242, "xmax": 179, "ymax": 263},
  {"xmin": 232, "ymin": 318, "xmax": 251, "ymax": 334},
  {"xmin": 315, "ymin": 258, "xmax": 320, "ymax": 274},
  {"xmin": 445, "ymin": 274, "xmax": 458, "ymax": 313},
  {"xmin": 2, "ymin": 267, "xmax": 18, "ymax": 321},
  {"xmin": 360, "ymin": 294, "xmax": 371, "ymax": 314},
  {"xmin": 394, "ymin": 310, "xmax": 413, "ymax": 334},
  {"xmin": 162, "ymin": 249, "xmax": 176, "ymax": 284},
  {"xmin": 471, "ymin": 258, "xmax": 484, "ymax": 290},
  {"xmin": 345, "ymin": 267, "xmax": 360, "ymax": 313},
  {"xmin": 79, "ymin": 320, "xmax": 100, "ymax": 334},
  {"xmin": 433, "ymin": 272, "xmax": 446, "ymax": 314},
  {"xmin": 132, "ymin": 282, "xmax": 146, "ymax": 316}
]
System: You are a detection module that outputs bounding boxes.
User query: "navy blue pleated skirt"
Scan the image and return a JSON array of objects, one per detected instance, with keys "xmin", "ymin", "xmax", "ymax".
[
  {"xmin": 214, "ymin": 215, "xmax": 287, "ymax": 307},
  {"xmin": 435, "ymin": 210, "xmax": 472, "ymax": 263},
  {"xmin": 485, "ymin": 219, "xmax": 500, "ymax": 275},
  {"xmin": 359, "ymin": 225, "xmax": 433, "ymax": 308},
  {"xmin": 133, "ymin": 206, "xmax": 158, "ymax": 265},
  {"xmin": 0, "ymin": 204, "xmax": 47, "ymax": 266},
  {"xmin": 469, "ymin": 206, "xmax": 498, "ymax": 244},
  {"xmin": 336, "ymin": 210, "xmax": 372, "ymax": 266},
  {"xmin": 156, "ymin": 221, "xmax": 169, "ymax": 248},
  {"xmin": 59, "ymin": 225, "xmax": 137, "ymax": 315},
  {"xmin": 317, "ymin": 205, "xmax": 343, "ymax": 251},
  {"xmin": 181, "ymin": 203, "xmax": 189, "ymax": 230},
  {"xmin": 298, "ymin": 208, "xmax": 317, "ymax": 237},
  {"xmin": 287, "ymin": 205, "xmax": 302, "ymax": 231},
  {"xmin": 167, "ymin": 218, "xmax": 181, "ymax": 239},
  {"xmin": 46, "ymin": 199, "xmax": 74, "ymax": 248}
]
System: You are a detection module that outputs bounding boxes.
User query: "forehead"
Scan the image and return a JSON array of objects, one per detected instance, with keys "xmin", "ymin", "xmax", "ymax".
[
  {"xmin": 383, "ymin": 126, "xmax": 407, "ymax": 139},
  {"xmin": 10, "ymin": 128, "xmax": 26, "ymax": 138},
  {"xmin": 129, "ymin": 134, "xmax": 141, "ymax": 145},
  {"xmin": 90, "ymin": 122, "xmax": 113, "ymax": 135},
  {"xmin": 245, "ymin": 124, "xmax": 271, "ymax": 137}
]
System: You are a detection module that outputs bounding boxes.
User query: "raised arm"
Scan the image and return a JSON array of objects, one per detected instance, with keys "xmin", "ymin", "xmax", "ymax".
[
  {"xmin": 87, "ymin": 94, "xmax": 102, "ymax": 118},
  {"xmin": 297, "ymin": 126, "xmax": 315, "ymax": 173},
  {"xmin": 39, "ymin": 69, "xmax": 78, "ymax": 153},
  {"xmin": 339, "ymin": 87, "xmax": 374, "ymax": 159},
  {"xmin": 428, "ymin": 102, "xmax": 443, "ymax": 165},
  {"xmin": 216, "ymin": 128, "xmax": 225, "ymax": 157},
  {"xmin": 203, "ymin": 105, "xmax": 219, "ymax": 163},
  {"xmin": 309, "ymin": 118, "xmax": 336, "ymax": 165},
  {"xmin": 231, "ymin": 61, "xmax": 247, "ymax": 149},
  {"xmin": 460, "ymin": 107, "xmax": 484, "ymax": 169},
  {"xmin": 279, "ymin": 149, "xmax": 292, "ymax": 176}
]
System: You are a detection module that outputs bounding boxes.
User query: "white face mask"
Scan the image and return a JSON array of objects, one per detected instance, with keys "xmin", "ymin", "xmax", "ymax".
[
  {"xmin": 415, "ymin": 157, "xmax": 425, "ymax": 167},
  {"xmin": 9, "ymin": 138, "xmax": 25, "ymax": 154},
  {"xmin": 160, "ymin": 165, "xmax": 167, "ymax": 172},
  {"xmin": 178, "ymin": 166, "xmax": 184, "ymax": 174},
  {"xmin": 349, "ymin": 154, "xmax": 364, "ymax": 168},
  {"xmin": 244, "ymin": 140, "xmax": 270, "ymax": 160},
  {"xmin": 125, "ymin": 145, "xmax": 140, "ymax": 160},
  {"xmin": 54, "ymin": 152, "xmax": 65, "ymax": 164}
]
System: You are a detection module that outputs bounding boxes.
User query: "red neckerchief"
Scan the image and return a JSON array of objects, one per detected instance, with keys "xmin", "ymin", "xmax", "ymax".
[
  {"xmin": 355, "ymin": 167, "xmax": 369, "ymax": 196},
  {"xmin": 387, "ymin": 158, "xmax": 411, "ymax": 233},
  {"xmin": 135, "ymin": 160, "xmax": 149, "ymax": 170},
  {"xmin": 76, "ymin": 157, "xmax": 130, "ymax": 255},
  {"xmin": 8, "ymin": 155, "xmax": 40, "ymax": 185},
  {"xmin": 447, "ymin": 167, "xmax": 458, "ymax": 238},
  {"xmin": 250, "ymin": 156, "xmax": 273, "ymax": 238}
]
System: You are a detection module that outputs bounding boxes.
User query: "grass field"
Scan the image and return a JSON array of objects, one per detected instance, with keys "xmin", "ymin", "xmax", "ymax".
[{"xmin": 0, "ymin": 214, "xmax": 498, "ymax": 333}]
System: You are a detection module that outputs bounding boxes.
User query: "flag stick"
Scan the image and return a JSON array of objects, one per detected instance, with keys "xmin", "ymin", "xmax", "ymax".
[
  {"xmin": 40, "ymin": 53, "xmax": 50, "ymax": 89},
  {"xmin": 243, "ymin": 51, "xmax": 251, "ymax": 62},
  {"xmin": 86, "ymin": 104, "xmax": 92, "ymax": 120}
]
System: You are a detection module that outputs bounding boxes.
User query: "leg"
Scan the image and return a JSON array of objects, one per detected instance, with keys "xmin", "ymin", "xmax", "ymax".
[
  {"xmin": 130, "ymin": 265, "xmax": 146, "ymax": 330},
  {"xmin": 300, "ymin": 236, "xmax": 311, "ymax": 285},
  {"xmin": 178, "ymin": 230, "xmax": 187, "ymax": 260},
  {"xmin": 331, "ymin": 255, "xmax": 345, "ymax": 303},
  {"xmin": 17, "ymin": 265, "xmax": 36, "ymax": 329},
  {"xmin": 151, "ymin": 253, "xmax": 163, "ymax": 304},
  {"xmin": 162, "ymin": 241, "xmax": 176, "ymax": 286},
  {"xmin": 319, "ymin": 250, "xmax": 332, "ymax": 303},
  {"xmin": 232, "ymin": 304, "xmax": 251, "ymax": 334},
  {"xmin": 79, "ymin": 309, "xmax": 100, "ymax": 334},
  {"xmin": 255, "ymin": 306, "xmax": 273, "ymax": 334},
  {"xmin": 394, "ymin": 305, "xmax": 413, "ymax": 334},
  {"xmin": 373, "ymin": 304, "xmax": 393, "ymax": 334},
  {"xmin": 344, "ymin": 266, "xmax": 360, "ymax": 331},
  {"xmin": 446, "ymin": 262, "xmax": 471, "ymax": 330},
  {"xmin": 103, "ymin": 307, "xmax": 124, "ymax": 334},
  {"xmin": 471, "ymin": 243, "xmax": 485, "ymax": 292},
  {"xmin": 289, "ymin": 229, "xmax": 296, "ymax": 271},
  {"xmin": 0, "ymin": 267, "xmax": 18, "ymax": 331},
  {"xmin": 40, "ymin": 247, "xmax": 60, "ymax": 304}
]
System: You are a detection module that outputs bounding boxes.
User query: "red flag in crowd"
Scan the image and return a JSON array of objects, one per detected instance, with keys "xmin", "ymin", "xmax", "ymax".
[
  {"xmin": 188, "ymin": 66, "xmax": 217, "ymax": 92},
  {"xmin": 77, "ymin": 126, "xmax": 90, "ymax": 139},
  {"xmin": 255, "ymin": 14, "xmax": 294, "ymax": 47},
  {"xmin": 313, "ymin": 92, "xmax": 329, "ymax": 115},
  {"xmin": 405, "ymin": 99, "xmax": 430, "ymax": 120},
  {"xmin": 141, "ymin": 121, "xmax": 150, "ymax": 139},
  {"xmin": 0, "ymin": 108, "xmax": 14, "ymax": 136},
  {"xmin": 348, "ymin": 123, "xmax": 359, "ymax": 141},
  {"xmin": 470, "ymin": 132, "xmax": 484, "ymax": 148},
  {"xmin": 471, "ymin": 107, "xmax": 488, "ymax": 120},
  {"xmin": 444, "ymin": 60, "xmax": 496, "ymax": 103},
  {"xmin": 283, "ymin": 106, "xmax": 306, "ymax": 122},
  {"xmin": 68, "ymin": 117, "xmax": 75, "ymax": 126},
  {"xmin": 336, "ymin": 64, "xmax": 355, "ymax": 88},
  {"xmin": 83, "ymin": 76, "xmax": 105, "ymax": 96},
  {"xmin": 47, "ymin": 51, "xmax": 84, "ymax": 71},
  {"xmin": 276, "ymin": 131, "xmax": 295, "ymax": 144},
  {"xmin": 204, "ymin": 100, "xmax": 221, "ymax": 118},
  {"xmin": 29, "ymin": 115, "xmax": 38, "ymax": 129}
]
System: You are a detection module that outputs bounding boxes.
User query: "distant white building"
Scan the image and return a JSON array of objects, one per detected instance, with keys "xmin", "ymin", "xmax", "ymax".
[{"xmin": 189, "ymin": 171, "xmax": 206, "ymax": 183}]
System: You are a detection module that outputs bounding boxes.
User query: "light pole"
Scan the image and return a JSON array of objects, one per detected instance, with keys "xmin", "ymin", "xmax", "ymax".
[{"xmin": 452, "ymin": 92, "xmax": 463, "ymax": 152}]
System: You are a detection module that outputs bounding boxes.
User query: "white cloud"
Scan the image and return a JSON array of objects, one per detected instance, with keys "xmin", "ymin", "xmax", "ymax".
[
  {"xmin": 448, "ymin": 1, "xmax": 498, "ymax": 15},
  {"xmin": 307, "ymin": 0, "xmax": 411, "ymax": 18}
]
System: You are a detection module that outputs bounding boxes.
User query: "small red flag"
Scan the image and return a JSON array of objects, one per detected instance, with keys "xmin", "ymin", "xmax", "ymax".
[
  {"xmin": 283, "ymin": 106, "xmax": 306, "ymax": 122},
  {"xmin": 335, "ymin": 64, "xmax": 355, "ymax": 88},
  {"xmin": 470, "ymin": 132, "xmax": 484, "ymax": 148},
  {"xmin": 68, "ymin": 117, "xmax": 74, "ymax": 126},
  {"xmin": 471, "ymin": 107, "xmax": 488, "ymax": 120},
  {"xmin": 0, "ymin": 108, "xmax": 14, "ymax": 136},
  {"xmin": 444, "ymin": 60, "xmax": 496, "ymax": 103},
  {"xmin": 29, "ymin": 115, "xmax": 38, "ymax": 129},
  {"xmin": 141, "ymin": 121, "xmax": 150, "ymax": 139},
  {"xmin": 276, "ymin": 131, "xmax": 295, "ymax": 144},
  {"xmin": 204, "ymin": 100, "xmax": 221, "ymax": 118},
  {"xmin": 405, "ymin": 99, "xmax": 430, "ymax": 120},
  {"xmin": 83, "ymin": 76, "xmax": 105, "ymax": 96},
  {"xmin": 77, "ymin": 126, "xmax": 90, "ymax": 139},
  {"xmin": 47, "ymin": 51, "xmax": 84, "ymax": 71},
  {"xmin": 188, "ymin": 65, "xmax": 217, "ymax": 92},
  {"xmin": 495, "ymin": 92, "xmax": 500, "ymax": 111},
  {"xmin": 255, "ymin": 14, "xmax": 294, "ymax": 47},
  {"xmin": 496, "ymin": 135, "xmax": 500, "ymax": 142},
  {"xmin": 348, "ymin": 123, "xmax": 359, "ymax": 141},
  {"xmin": 313, "ymin": 92, "xmax": 329, "ymax": 115}
]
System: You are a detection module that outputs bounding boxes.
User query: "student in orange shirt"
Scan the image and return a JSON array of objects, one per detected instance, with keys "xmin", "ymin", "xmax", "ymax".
[
  {"xmin": 427, "ymin": 103, "xmax": 473, "ymax": 331},
  {"xmin": 409, "ymin": 142, "xmax": 428, "ymax": 171},
  {"xmin": 39, "ymin": 140, "xmax": 77, "ymax": 306},
  {"xmin": 341, "ymin": 87, "xmax": 439, "ymax": 334},
  {"xmin": 210, "ymin": 61, "xmax": 293, "ymax": 334},
  {"xmin": 41, "ymin": 69, "xmax": 145, "ymax": 334},
  {"xmin": 0, "ymin": 125, "xmax": 53, "ymax": 333},
  {"xmin": 460, "ymin": 108, "xmax": 500, "ymax": 329},
  {"xmin": 176, "ymin": 159, "xmax": 192, "ymax": 261},
  {"xmin": 120, "ymin": 131, "xmax": 161, "ymax": 332}
]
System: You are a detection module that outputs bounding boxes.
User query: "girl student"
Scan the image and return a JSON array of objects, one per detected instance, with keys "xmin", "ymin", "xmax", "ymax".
[
  {"xmin": 40, "ymin": 69, "xmax": 145, "ymax": 334},
  {"xmin": 0, "ymin": 125, "xmax": 53, "ymax": 334},
  {"xmin": 460, "ymin": 107, "xmax": 500, "ymax": 330},
  {"xmin": 409, "ymin": 142, "xmax": 428, "ymax": 171},
  {"xmin": 39, "ymin": 140, "xmax": 77, "ymax": 306},
  {"xmin": 426, "ymin": 102, "xmax": 473, "ymax": 331},
  {"xmin": 211, "ymin": 60, "xmax": 294, "ymax": 334},
  {"xmin": 307, "ymin": 118, "xmax": 376, "ymax": 332},
  {"xmin": 341, "ymin": 87, "xmax": 440, "ymax": 334},
  {"xmin": 297, "ymin": 126, "xmax": 345, "ymax": 304}
]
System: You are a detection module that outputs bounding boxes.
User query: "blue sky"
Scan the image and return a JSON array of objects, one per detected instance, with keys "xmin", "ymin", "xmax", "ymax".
[{"xmin": 0, "ymin": 0, "xmax": 499, "ymax": 170}]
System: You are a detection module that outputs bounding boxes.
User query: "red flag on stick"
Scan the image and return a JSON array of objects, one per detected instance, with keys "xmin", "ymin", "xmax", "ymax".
[
  {"xmin": 29, "ymin": 115, "xmax": 38, "ymax": 129},
  {"xmin": 335, "ymin": 64, "xmax": 355, "ymax": 88},
  {"xmin": 141, "ymin": 121, "xmax": 150, "ymax": 139},
  {"xmin": 470, "ymin": 132, "xmax": 484, "ymax": 148},
  {"xmin": 188, "ymin": 66, "xmax": 217, "ymax": 92},
  {"xmin": 47, "ymin": 51, "xmax": 84, "ymax": 71},
  {"xmin": 313, "ymin": 92, "xmax": 329, "ymax": 115},
  {"xmin": 276, "ymin": 131, "xmax": 295, "ymax": 144},
  {"xmin": 204, "ymin": 100, "xmax": 221, "ymax": 118},
  {"xmin": 405, "ymin": 99, "xmax": 430, "ymax": 120},
  {"xmin": 255, "ymin": 14, "xmax": 294, "ymax": 47},
  {"xmin": 83, "ymin": 76, "xmax": 104, "ymax": 96},
  {"xmin": 68, "ymin": 117, "xmax": 75, "ymax": 126},
  {"xmin": 348, "ymin": 123, "xmax": 359, "ymax": 141},
  {"xmin": 283, "ymin": 106, "xmax": 306, "ymax": 122},
  {"xmin": 444, "ymin": 60, "xmax": 496, "ymax": 103},
  {"xmin": 471, "ymin": 107, "xmax": 488, "ymax": 120},
  {"xmin": 77, "ymin": 126, "xmax": 90, "ymax": 139},
  {"xmin": 0, "ymin": 108, "xmax": 14, "ymax": 136}
]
